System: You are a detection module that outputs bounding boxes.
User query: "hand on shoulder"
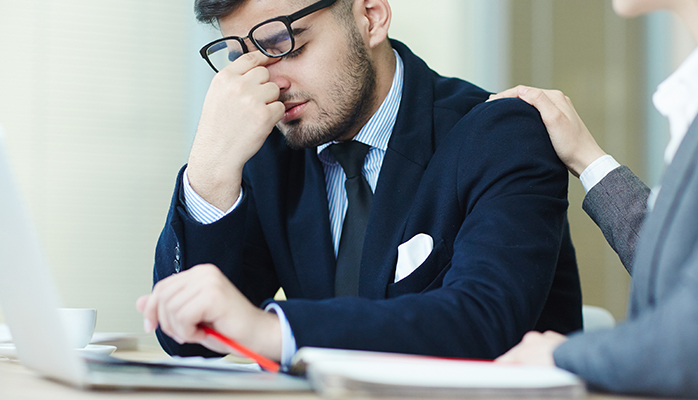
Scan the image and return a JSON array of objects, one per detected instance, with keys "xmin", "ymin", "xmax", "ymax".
[{"xmin": 489, "ymin": 85, "xmax": 607, "ymax": 177}]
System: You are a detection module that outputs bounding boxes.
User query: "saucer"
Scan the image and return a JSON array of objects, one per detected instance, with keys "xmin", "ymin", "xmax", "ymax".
[
  {"xmin": 0, "ymin": 343, "xmax": 117, "ymax": 359},
  {"xmin": 79, "ymin": 344, "xmax": 118, "ymax": 357}
]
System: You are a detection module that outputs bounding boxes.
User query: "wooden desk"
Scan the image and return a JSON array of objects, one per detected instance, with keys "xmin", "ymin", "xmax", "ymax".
[
  {"xmin": 0, "ymin": 346, "xmax": 660, "ymax": 400},
  {"xmin": 0, "ymin": 345, "xmax": 316, "ymax": 400}
]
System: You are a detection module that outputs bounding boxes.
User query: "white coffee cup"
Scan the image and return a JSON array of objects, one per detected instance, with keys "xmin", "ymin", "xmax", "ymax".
[{"xmin": 58, "ymin": 308, "xmax": 97, "ymax": 349}]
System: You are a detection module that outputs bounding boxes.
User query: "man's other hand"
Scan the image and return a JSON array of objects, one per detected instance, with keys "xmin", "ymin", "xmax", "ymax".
[{"xmin": 136, "ymin": 264, "xmax": 282, "ymax": 360}]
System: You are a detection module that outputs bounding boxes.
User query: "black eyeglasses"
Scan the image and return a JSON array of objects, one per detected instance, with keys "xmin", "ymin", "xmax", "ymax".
[{"xmin": 199, "ymin": 0, "xmax": 338, "ymax": 73}]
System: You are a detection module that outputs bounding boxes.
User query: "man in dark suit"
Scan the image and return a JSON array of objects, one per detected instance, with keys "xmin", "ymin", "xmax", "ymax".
[{"xmin": 138, "ymin": 0, "xmax": 582, "ymax": 365}]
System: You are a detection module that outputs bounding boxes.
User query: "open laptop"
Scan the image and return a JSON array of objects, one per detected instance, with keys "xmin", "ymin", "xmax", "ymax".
[{"xmin": 0, "ymin": 125, "xmax": 310, "ymax": 392}]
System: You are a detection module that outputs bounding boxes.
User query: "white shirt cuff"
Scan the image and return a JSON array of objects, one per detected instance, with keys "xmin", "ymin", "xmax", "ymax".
[
  {"xmin": 579, "ymin": 155, "xmax": 621, "ymax": 193},
  {"xmin": 182, "ymin": 168, "xmax": 242, "ymax": 224},
  {"xmin": 263, "ymin": 303, "xmax": 297, "ymax": 367}
]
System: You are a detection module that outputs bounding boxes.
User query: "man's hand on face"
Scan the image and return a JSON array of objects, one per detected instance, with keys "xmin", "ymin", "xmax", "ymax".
[
  {"xmin": 136, "ymin": 264, "xmax": 282, "ymax": 360},
  {"xmin": 187, "ymin": 52, "xmax": 285, "ymax": 211}
]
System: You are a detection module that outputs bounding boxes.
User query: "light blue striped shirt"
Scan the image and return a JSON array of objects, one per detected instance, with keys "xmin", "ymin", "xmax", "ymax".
[
  {"xmin": 181, "ymin": 51, "xmax": 404, "ymax": 365},
  {"xmin": 318, "ymin": 51, "xmax": 403, "ymax": 255}
]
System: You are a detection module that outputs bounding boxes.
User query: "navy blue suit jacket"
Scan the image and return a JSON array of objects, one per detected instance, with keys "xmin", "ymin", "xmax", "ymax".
[{"xmin": 154, "ymin": 40, "xmax": 582, "ymax": 360}]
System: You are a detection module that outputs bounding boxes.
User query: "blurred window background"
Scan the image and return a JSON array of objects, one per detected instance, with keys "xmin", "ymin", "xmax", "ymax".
[{"xmin": 0, "ymin": 0, "xmax": 694, "ymax": 334}]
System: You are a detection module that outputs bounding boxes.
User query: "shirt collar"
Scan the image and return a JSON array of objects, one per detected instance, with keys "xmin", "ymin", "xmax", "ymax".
[
  {"xmin": 317, "ymin": 49, "xmax": 404, "ymax": 156},
  {"xmin": 653, "ymin": 46, "xmax": 698, "ymax": 163}
]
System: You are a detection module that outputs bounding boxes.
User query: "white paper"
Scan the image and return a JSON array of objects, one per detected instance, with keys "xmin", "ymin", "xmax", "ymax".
[
  {"xmin": 155, "ymin": 356, "xmax": 263, "ymax": 372},
  {"xmin": 311, "ymin": 358, "xmax": 581, "ymax": 388}
]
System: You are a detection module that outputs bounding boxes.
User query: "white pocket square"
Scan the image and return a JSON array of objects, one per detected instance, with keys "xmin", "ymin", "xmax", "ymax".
[{"xmin": 394, "ymin": 233, "xmax": 434, "ymax": 283}]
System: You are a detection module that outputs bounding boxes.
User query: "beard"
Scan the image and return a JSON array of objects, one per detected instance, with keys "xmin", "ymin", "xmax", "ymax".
[{"xmin": 277, "ymin": 25, "xmax": 377, "ymax": 150}]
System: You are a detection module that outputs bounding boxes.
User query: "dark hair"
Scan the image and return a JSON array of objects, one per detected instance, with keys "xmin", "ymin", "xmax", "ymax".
[
  {"xmin": 194, "ymin": 0, "xmax": 241, "ymax": 26},
  {"xmin": 194, "ymin": 0, "xmax": 354, "ymax": 27}
]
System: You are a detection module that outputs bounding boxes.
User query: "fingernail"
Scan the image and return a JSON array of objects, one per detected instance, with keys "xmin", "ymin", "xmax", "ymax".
[
  {"xmin": 143, "ymin": 318, "xmax": 154, "ymax": 333},
  {"xmin": 519, "ymin": 87, "xmax": 529, "ymax": 95}
]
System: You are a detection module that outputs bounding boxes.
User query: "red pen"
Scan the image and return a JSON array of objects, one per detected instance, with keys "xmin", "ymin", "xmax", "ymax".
[{"xmin": 200, "ymin": 325, "xmax": 281, "ymax": 373}]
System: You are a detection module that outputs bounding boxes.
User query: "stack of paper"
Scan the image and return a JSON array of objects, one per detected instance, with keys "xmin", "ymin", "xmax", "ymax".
[{"xmin": 292, "ymin": 348, "xmax": 585, "ymax": 399}]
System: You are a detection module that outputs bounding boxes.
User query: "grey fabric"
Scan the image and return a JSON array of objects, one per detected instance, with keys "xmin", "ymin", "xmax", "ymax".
[
  {"xmin": 582, "ymin": 166, "xmax": 650, "ymax": 273},
  {"xmin": 554, "ymin": 119, "xmax": 698, "ymax": 397}
]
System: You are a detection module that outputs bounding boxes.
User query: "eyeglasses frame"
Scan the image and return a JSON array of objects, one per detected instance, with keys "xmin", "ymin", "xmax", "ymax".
[{"xmin": 199, "ymin": 0, "xmax": 339, "ymax": 72}]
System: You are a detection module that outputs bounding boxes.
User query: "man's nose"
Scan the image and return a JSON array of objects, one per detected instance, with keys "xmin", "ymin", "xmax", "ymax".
[{"xmin": 266, "ymin": 63, "xmax": 291, "ymax": 93}]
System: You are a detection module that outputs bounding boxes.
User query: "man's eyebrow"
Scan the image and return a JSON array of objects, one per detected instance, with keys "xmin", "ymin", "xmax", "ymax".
[
  {"xmin": 210, "ymin": 41, "xmax": 228, "ymax": 53},
  {"xmin": 291, "ymin": 27, "xmax": 309, "ymax": 37}
]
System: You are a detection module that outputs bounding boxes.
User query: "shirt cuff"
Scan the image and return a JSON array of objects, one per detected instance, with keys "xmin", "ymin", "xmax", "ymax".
[
  {"xmin": 264, "ymin": 303, "xmax": 298, "ymax": 367},
  {"xmin": 182, "ymin": 167, "xmax": 242, "ymax": 224},
  {"xmin": 579, "ymin": 155, "xmax": 621, "ymax": 193}
]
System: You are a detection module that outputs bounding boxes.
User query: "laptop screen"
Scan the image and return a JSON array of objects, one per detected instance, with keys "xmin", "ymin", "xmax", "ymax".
[{"xmin": 0, "ymin": 125, "xmax": 88, "ymax": 385}]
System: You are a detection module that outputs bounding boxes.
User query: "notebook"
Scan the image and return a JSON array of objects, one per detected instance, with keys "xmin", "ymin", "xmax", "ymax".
[
  {"xmin": 292, "ymin": 347, "xmax": 586, "ymax": 398},
  {"xmin": 0, "ymin": 125, "xmax": 310, "ymax": 392}
]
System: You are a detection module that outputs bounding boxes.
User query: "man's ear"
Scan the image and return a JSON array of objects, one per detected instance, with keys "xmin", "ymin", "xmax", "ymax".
[{"xmin": 355, "ymin": 0, "xmax": 391, "ymax": 49}]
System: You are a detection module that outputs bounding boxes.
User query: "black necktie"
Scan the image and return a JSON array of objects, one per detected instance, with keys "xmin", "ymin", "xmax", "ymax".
[{"xmin": 329, "ymin": 141, "xmax": 373, "ymax": 297}]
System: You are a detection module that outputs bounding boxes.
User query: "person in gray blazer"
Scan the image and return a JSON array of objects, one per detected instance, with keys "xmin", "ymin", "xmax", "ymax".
[{"xmin": 490, "ymin": 0, "xmax": 698, "ymax": 397}]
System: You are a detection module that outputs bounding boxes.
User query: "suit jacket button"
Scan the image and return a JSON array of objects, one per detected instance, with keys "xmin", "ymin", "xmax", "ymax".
[{"xmin": 174, "ymin": 243, "xmax": 181, "ymax": 273}]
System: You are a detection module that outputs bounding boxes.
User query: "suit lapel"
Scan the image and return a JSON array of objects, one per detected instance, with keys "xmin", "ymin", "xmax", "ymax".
[
  {"xmin": 286, "ymin": 149, "xmax": 336, "ymax": 299},
  {"xmin": 359, "ymin": 42, "xmax": 437, "ymax": 298},
  {"xmin": 631, "ymin": 118, "xmax": 698, "ymax": 309}
]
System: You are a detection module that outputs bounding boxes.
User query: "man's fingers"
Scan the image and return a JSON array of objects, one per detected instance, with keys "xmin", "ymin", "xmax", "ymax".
[
  {"xmin": 136, "ymin": 295, "xmax": 157, "ymax": 333},
  {"xmin": 268, "ymin": 101, "xmax": 285, "ymax": 122},
  {"xmin": 200, "ymin": 336, "xmax": 237, "ymax": 355},
  {"xmin": 167, "ymin": 297, "xmax": 213, "ymax": 343},
  {"xmin": 159, "ymin": 282, "xmax": 209, "ymax": 342},
  {"xmin": 155, "ymin": 278, "xmax": 195, "ymax": 340},
  {"xmin": 260, "ymin": 81, "xmax": 281, "ymax": 105},
  {"xmin": 244, "ymin": 64, "xmax": 272, "ymax": 85},
  {"xmin": 225, "ymin": 51, "xmax": 281, "ymax": 75},
  {"xmin": 135, "ymin": 295, "xmax": 149, "ymax": 313},
  {"xmin": 140, "ymin": 272, "xmax": 189, "ymax": 333},
  {"xmin": 138, "ymin": 264, "xmax": 262, "ymax": 350},
  {"xmin": 140, "ymin": 264, "xmax": 224, "ymax": 343},
  {"xmin": 140, "ymin": 290, "xmax": 163, "ymax": 333}
]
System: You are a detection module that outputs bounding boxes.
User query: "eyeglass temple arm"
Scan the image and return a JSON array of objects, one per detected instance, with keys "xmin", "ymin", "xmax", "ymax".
[{"xmin": 287, "ymin": 0, "xmax": 338, "ymax": 23}]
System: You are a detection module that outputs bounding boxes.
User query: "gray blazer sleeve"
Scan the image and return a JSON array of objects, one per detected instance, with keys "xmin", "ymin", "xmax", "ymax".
[
  {"xmin": 582, "ymin": 166, "xmax": 650, "ymax": 274},
  {"xmin": 553, "ymin": 118, "xmax": 698, "ymax": 398},
  {"xmin": 553, "ymin": 257, "xmax": 698, "ymax": 397}
]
